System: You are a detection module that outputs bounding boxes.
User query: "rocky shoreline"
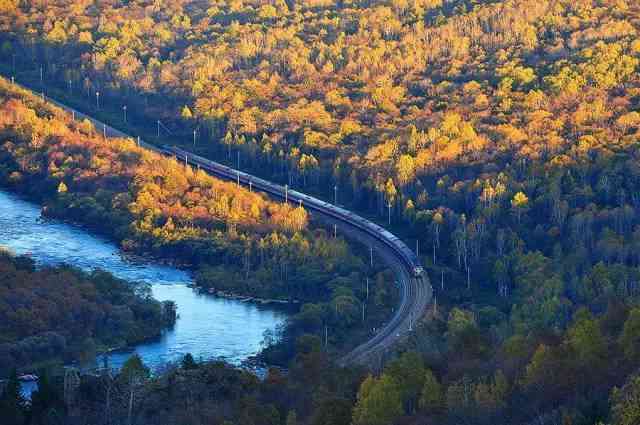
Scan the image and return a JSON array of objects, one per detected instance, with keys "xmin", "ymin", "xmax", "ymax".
[{"xmin": 191, "ymin": 285, "xmax": 300, "ymax": 305}]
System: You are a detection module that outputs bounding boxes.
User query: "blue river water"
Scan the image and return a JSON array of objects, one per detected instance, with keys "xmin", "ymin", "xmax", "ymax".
[{"xmin": 0, "ymin": 190, "xmax": 288, "ymax": 385}]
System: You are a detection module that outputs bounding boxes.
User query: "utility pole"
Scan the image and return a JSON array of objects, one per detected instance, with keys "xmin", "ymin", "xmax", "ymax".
[
  {"xmin": 95, "ymin": 91, "xmax": 100, "ymax": 110},
  {"xmin": 333, "ymin": 224, "xmax": 337, "ymax": 238},
  {"xmin": 193, "ymin": 129, "xmax": 196, "ymax": 146},
  {"xmin": 236, "ymin": 170, "xmax": 240, "ymax": 187},
  {"xmin": 122, "ymin": 105, "xmax": 127, "ymax": 123},
  {"xmin": 68, "ymin": 79, "xmax": 72, "ymax": 94},
  {"xmin": 39, "ymin": 65, "xmax": 43, "ymax": 86},
  {"xmin": 249, "ymin": 179, "xmax": 252, "ymax": 192},
  {"xmin": 137, "ymin": 136, "xmax": 140, "ymax": 146},
  {"xmin": 185, "ymin": 154, "xmax": 188, "ymax": 167},
  {"xmin": 103, "ymin": 124, "xmax": 106, "ymax": 140},
  {"xmin": 71, "ymin": 110, "xmax": 75, "ymax": 121},
  {"xmin": 334, "ymin": 185, "xmax": 338, "ymax": 205},
  {"xmin": 388, "ymin": 201, "xmax": 392, "ymax": 225},
  {"xmin": 362, "ymin": 303, "xmax": 366, "ymax": 322},
  {"xmin": 157, "ymin": 120, "xmax": 160, "ymax": 139},
  {"xmin": 284, "ymin": 184, "xmax": 288, "ymax": 203}
]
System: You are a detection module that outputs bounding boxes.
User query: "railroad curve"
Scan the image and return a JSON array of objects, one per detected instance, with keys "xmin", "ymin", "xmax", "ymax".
[{"xmin": 13, "ymin": 82, "xmax": 432, "ymax": 367}]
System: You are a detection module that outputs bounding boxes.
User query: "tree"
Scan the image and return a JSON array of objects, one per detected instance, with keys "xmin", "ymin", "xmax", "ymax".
[
  {"xmin": 419, "ymin": 368, "xmax": 443, "ymax": 412},
  {"xmin": 492, "ymin": 370, "xmax": 509, "ymax": 409},
  {"xmin": 119, "ymin": 354, "xmax": 150, "ymax": 425},
  {"xmin": 0, "ymin": 41, "xmax": 12, "ymax": 56},
  {"xmin": 0, "ymin": 369, "xmax": 26, "ymax": 425},
  {"xmin": 610, "ymin": 374, "xmax": 640, "ymax": 425},
  {"xmin": 620, "ymin": 307, "xmax": 640, "ymax": 363},
  {"xmin": 120, "ymin": 354, "xmax": 150, "ymax": 383},
  {"xmin": 493, "ymin": 258, "xmax": 509, "ymax": 297},
  {"xmin": 311, "ymin": 397, "xmax": 352, "ymax": 425},
  {"xmin": 258, "ymin": 4, "xmax": 278, "ymax": 19},
  {"xmin": 223, "ymin": 130, "xmax": 234, "ymax": 158},
  {"xmin": 0, "ymin": 0, "xmax": 18, "ymax": 14},
  {"xmin": 616, "ymin": 111, "xmax": 640, "ymax": 133},
  {"xmin": 386, "ymin": 351, "xmax": 426, "ymax": 413},
  {"xmin": 385, "ymin": 178, "xmax": 398, "ymax": 204},
  {"xmin": 286, "ymin": 410, "xmax": 298, "ymax": 425},
  {"xmin": 181, "ymin": 105, "xmax": 193, "ymax": 120},
  {"xmin": 511, "ymin": 191, "xmax": 529, "ymax": 223},
  {"xmin": 404, "ymin": 199, "xmax": 415, "ymax": 221},
  {"xmin": 567, "ymin": 309, "xmax": 606, "ymax": 369},
  {"xmin": 30, "ymin": 371, "xmax": 64, "ymax": 423},
  {"xmin": 447, "ymin": 308, "xmax": 476, "ymax": 336},
  {"xmin": 298, "ymin": 153, "xmax": 319, "ymax": 186},
  {"xmin": 396, "ymin": 154, "xmax": 415, "ymax": 186},
  {"xmin": 181, "ymin": 353, "xmax": 198, "ymax": 370},
  {"xmin": 431, "ymin": 211, "xmax": 444, "ymax": 262},
  {"xmin": 523, "ymin": 344, "xmax": 562, "ymax": 392},
  {"xmin": 57, "ymin": 181, "xmax": 68, "ymax": 193},
  {"xmin": 352, "ymin": 374, "xmax": 403, "ymax": 425}
]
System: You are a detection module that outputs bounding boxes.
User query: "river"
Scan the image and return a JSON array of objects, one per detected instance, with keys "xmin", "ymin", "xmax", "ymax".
[{"xmin": 0, "ymin": 190, "xmax": 288, "ymax": 376}]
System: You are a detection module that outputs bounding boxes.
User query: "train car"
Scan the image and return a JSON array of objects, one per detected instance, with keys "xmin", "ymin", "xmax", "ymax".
[{"xmin": 162, "ymin": 145, "xmax": 425, "ymax": 277}]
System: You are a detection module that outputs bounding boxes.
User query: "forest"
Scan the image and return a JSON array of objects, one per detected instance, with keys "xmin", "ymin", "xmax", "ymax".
[
  {"xmin": 2, "ymin": 0, "xmax": 640, "ymax": 423},
  {"xmin": 0, "ymin": 250, "xmax": 176, "ymax": 376},
  {"xmin": 0, "ymin": 78, "xmax": 367, "ymax": 303},
  {"xmin": 0, "ymin": 79, "xmax": 397, "ymax": 366}
]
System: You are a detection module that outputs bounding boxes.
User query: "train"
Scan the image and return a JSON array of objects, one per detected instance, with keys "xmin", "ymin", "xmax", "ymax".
[{"xmin": 156, "ymin": 145, "xmax": 425, "ymax": 278}]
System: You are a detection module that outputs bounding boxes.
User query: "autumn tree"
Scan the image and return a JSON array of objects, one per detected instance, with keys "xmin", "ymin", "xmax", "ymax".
[
  {"xmin": 419, "ymin": 368, "xmax": 443, "ymax": 413},
  {"xmin": 620, "ymin": 307, "xmax": 640, "ymax": 363},
  {"xmin": 352, "ymin": 374, "xmax": 403, "ymax": 425},
  {"xmin": 610, "ymin": 374, "xmax": 640, "ymax": 425},
  {"xmin": 511, "ymin": 191, "xmax": 529, "ymax": 223},
  {"xmin": 386, "ymin": 351, "xmax": 426, "ymax": 413}
]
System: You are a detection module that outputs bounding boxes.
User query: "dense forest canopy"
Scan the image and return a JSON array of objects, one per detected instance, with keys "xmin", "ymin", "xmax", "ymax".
[
  {"xmin": 2, "ymin": 0, "xmax": 640, "ymax": 424},
  {"xmin": 1, "ymin": 0, "xmax": 639, "ymax": 200}
]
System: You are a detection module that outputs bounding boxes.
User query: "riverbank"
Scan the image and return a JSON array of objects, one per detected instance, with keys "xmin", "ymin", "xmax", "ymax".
[
  {"xmin": 0, "ymin": 189, "xmax": 288, "ymax": 376},
  {"xmin": 201, "ymin": 287, "xmax": 301, "ymax": 306}
]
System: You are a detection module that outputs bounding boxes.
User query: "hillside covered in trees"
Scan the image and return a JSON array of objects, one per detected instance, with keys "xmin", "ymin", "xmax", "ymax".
[
  {"xmin": 0, "ymin": 78, "xmax": 367, "ymax": 301},
  {"xmin": 2, "ymin": 0, "xmax": 640, "ymax": 424}
]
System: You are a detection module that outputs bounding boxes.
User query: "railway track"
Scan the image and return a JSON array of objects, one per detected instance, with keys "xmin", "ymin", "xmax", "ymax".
[{"xmin": 15, "ymin": 83, "xmax": 432, "ymax": 366}]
